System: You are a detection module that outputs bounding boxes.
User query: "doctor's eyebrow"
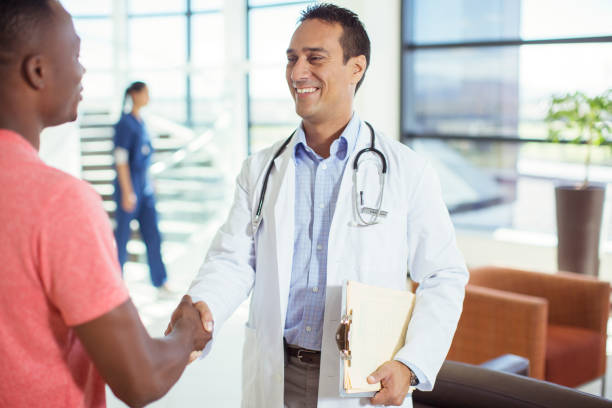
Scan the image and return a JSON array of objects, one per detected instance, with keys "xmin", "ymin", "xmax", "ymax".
[{"xmin": 286, "ymin": 47, "xmax": 330, "ymax": 55}]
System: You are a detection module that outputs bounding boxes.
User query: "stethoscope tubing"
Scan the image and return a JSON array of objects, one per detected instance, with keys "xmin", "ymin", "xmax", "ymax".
[{"xmin": 253, "ymin": 121, "xmax": 387, "ymax": 229}]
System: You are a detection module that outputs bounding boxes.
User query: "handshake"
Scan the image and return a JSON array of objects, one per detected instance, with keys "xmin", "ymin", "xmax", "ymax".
[{"xmin": 165, "ymin": 295, "xmax": 214, "ymax": 363}]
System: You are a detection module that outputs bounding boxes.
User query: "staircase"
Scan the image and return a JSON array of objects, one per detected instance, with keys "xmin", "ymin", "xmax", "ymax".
[{"xmin": 79, "ymin": 112, "xmax": 228, "ymax": 266}]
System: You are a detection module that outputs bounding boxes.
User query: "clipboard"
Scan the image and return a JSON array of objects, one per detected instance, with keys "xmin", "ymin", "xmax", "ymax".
[{"xmin": 335, "ymin": 280, "xmax": 416, "ymax": 398}]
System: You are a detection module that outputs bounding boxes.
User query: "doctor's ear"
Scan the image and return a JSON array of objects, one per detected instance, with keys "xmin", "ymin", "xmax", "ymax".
[{"xmin": 349, "ymin": 55, "xmax": 367, "ymax": 85}]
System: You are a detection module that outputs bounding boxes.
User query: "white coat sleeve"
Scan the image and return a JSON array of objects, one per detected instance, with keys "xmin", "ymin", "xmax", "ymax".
[
  {"xmin": 187, "ymin": 158, "xmax": 256, "ymax": 333},
  {"xmin": 393, "ymin": 161, "xmax": 469, "ymax": 391}
]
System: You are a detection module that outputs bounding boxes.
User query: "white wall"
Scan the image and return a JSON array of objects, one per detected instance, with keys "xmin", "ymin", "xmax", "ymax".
[
  {"xmin": 39, "ymin": 121, "xmax": 81, "ymax": 178},
  {"xmin": 458, "ymin": 230, "xmax": 612, "ymax": 281},
  {"xmin": 330, "ymin": 0, "xmax": 402, "ymax": 140}
]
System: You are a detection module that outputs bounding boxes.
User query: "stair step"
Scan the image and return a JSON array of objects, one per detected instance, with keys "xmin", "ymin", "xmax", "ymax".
[
  {"xmin": 155, "ymin": 182, "xmax": 226, "ymax": 201},
  {"xmin": 125, "ymin": 240, "xmax": 189, "ymax": 265},
  {"xmin": 81, "ymin": 154, "xmax": 113, "ymax": 165},
  {"xmin": 82, "ymin": 169, "xmax": 116, "ymax": 182},
  {"xmin": 155, "ymin": 166, "xmax": 222, "ymax": 181},
  {"xmin": 156, "ymin": 178, "xmax": 224, "ymax": 190},
  {"xmin": 83, "ymin": 164, "xmax": 114, "ymax": 171},
  {"xmin": 102, "ymin": 199, "xmax": 222, "ymax": 223},
  {"xmin": 81, "ymin": 140, "xmax": 114, "ymax": 154},
  {"xmin": 156, "ymin": 199, "xmax": 221, "ymax": 214},
  {"xmin": 79, "ymin": 114, "xmax": 116, "ymax": 128},
  {"xmin": 90, "ymin": 183, "xmax": 114, "ymax": 196},
  {"xmin": 83, "ymin": 172, "xmax": 223, "ymax": 186},
  {"xmin": 110, "ymin": 218, "xmax": 207, "ymax": 242},
  {"xmin": 80, "ymin": 126, "xmax": 113, "ymax": 139},
  {"xmin": 80, "ymin": 135, "xmax": 113, "ymax": 143}
]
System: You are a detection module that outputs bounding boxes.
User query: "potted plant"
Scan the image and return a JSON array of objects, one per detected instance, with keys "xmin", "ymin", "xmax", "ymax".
[{"xmin": 546, "ymin": 89, "xmax": 612, "ymax": 276}]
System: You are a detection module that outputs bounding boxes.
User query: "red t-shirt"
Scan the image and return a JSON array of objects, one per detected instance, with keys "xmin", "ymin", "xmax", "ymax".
[{"xmin": 0, "ymin": 130, "xmax": 130, "ymax": 407}]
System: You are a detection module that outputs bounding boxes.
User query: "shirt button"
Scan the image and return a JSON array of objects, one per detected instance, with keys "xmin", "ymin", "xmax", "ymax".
[
  {"xmin": 321, "ymin": 163, "xmax": 327, "ymax": 170},
  {"xmin": 317, "ymin": 244, "xmax": 322, "ymax": 250},
  {"xmin": 319, "ymin": 204, "xmax": 324, "ymax": 209},
  {"xmin": 306, "ymin": 326, "xmax": 312, "ymax": 332},
  {"xmin": 312, "ymin": 287, "xmax": 319, "ymax": 293}
]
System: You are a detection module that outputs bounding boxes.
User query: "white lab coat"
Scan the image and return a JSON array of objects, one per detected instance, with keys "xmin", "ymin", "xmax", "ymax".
[{"xmin": 188, "ymin": 120, "xmax": 469, "ymax": 408}]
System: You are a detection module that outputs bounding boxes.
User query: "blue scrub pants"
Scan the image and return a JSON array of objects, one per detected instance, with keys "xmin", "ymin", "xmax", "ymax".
[{"xmin": 114, "ymin": 192, "xmax": 167, "ymax": 287}]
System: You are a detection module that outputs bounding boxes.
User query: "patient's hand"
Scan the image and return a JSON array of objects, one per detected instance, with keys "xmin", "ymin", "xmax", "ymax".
[{"xmin": 188, "ymin": 350, "xmax": 203, "ymax": 364}]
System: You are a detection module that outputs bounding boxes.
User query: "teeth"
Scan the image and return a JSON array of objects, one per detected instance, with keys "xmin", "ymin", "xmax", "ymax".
[{"xmin": 296, "ymin": 87, "xmax": 318, "ymax": 94}]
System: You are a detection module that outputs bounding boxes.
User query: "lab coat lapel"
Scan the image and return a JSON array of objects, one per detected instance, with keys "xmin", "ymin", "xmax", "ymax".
[{"xmin": 269, "ymin": 139, "xmax": 296, "ymax": 326}]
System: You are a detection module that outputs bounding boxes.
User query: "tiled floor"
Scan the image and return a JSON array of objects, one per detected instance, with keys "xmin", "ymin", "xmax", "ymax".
[{"xmin": 106, "ymin": 222, "xmax": 612, "ymax": 407}]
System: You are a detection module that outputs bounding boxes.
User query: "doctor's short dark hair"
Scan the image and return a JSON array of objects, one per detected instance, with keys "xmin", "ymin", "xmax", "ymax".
[
  {"xmin": 0, "ymin": 0, "xmax": 53, "ymax": 65},
  {"xmin": 299, "ymin": 3, "xmax": 371, "ymax": 92}
]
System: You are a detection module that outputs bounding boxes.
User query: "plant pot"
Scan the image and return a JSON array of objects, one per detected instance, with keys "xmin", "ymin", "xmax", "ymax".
[{"xmin": 555, "ymin": 185, "xmax": 606, "ymax": 276}]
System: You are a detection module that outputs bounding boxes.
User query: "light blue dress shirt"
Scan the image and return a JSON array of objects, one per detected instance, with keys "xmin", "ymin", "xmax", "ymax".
[{"xmin": 283, "ymin": 113, "xmax": 361, "ymax": 351}]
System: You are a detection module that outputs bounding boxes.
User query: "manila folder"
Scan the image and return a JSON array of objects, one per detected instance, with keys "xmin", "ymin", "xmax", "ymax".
[{"xmin": 343, "ymin": 280, "xmax": 416, "ymax": 394}]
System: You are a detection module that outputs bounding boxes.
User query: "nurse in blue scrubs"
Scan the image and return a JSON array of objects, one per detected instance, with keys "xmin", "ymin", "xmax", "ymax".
[{"xmin": 113, "ymin": 81, "xmax": 171, "ymax": 294}]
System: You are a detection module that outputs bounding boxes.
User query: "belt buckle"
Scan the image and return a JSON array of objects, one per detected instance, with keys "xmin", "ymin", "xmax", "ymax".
[{"xmin": 296, "ymin": 349, "xmax": 306, "ymax": 361}]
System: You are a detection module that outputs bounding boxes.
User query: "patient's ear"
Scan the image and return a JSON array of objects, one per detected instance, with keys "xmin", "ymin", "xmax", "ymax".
[{"xmin": 23, "ymin": 54, "xmax": 46, "ymax": 90}]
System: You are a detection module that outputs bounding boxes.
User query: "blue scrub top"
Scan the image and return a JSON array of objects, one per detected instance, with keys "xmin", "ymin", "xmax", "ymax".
[{"xmin": 113, "ymin": 113, "xmax": 154, "ymax": 197}]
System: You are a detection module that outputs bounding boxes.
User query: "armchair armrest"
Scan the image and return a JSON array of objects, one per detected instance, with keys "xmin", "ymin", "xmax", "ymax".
[
  {"xmin": 480, "ymin": 354, "xmax": 529, "ymax": 376},
  {"xmin": 447, "ymin": 285, "xmax": 547, "ymax": 379},
  {"xmin": 413, "ymin": 360, "xmax": 611, "ymax": 408}
]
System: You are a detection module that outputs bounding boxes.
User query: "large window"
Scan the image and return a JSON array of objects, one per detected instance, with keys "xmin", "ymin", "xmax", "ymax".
[
  {"xmin": 64, "ymin": 0, "xmax": 224, "ymax": 128},
  {"xmin": 402, "ymin": 0, "xmax": 612, "ymax": 243},
  {"xmin": 247, "ymin": 0, "xmax": 314, "ymax": 153},
  {"xmin": 62, "ymin": 1, "xmax": 114, "ymax": 108}
]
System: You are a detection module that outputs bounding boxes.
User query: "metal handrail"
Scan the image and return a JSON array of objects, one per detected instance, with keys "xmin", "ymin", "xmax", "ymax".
[
  {"xmin": 144, "ymin": 110, "xmax": 229, "ymax": 176},
  {"xmin": 149, "ymin": 128, "xmax": 215, "ymax": 175}
]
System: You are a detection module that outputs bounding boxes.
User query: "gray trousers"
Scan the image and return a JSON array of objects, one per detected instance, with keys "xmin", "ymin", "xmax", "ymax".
[{"xmin": 284, "ymin": 354, "xmax": 321, "ymax": 408}]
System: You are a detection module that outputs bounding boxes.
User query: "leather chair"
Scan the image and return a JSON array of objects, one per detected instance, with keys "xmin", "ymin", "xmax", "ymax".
[
  {"xmin": 413, "ymin": 360, "xmax": 611, "ymax": 408},
  {"xmin": 447, "ymin": 266, "xmax": 609, "ymax": 388}
]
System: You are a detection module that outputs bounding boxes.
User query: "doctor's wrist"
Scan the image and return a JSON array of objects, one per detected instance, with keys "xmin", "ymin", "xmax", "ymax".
[
  {"xmin": 394, "ymin": 359, "xmax": 420, "ymax": 387},
  {"xmin": 408, "ymin": 368, "xmax": 419, "ymax": 387}
]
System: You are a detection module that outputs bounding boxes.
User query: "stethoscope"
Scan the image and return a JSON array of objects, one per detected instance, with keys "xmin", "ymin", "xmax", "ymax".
[{"xmin": 252, "ymin": 121, "xmax": 388, "ymax": 234}]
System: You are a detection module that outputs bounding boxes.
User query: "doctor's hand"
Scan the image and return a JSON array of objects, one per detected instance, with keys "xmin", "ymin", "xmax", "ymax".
[
  {"xmin": 367, "ymin": 360, "xmax": 414, "ymax": 406},
  {"xmin": 165, "ymin": 296, "xmax": 213, "ymax": 354}
]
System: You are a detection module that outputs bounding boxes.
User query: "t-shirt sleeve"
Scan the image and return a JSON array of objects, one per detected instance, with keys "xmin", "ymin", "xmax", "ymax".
[
  {"xmin": 113, "ymin": 117, "xmax": 134, "ymax": 151},
  {"xmin": 37, "ymin": 178, "xmax": 130, "ymax": 326}
]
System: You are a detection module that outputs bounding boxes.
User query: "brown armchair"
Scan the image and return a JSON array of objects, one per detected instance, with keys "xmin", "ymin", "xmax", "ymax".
[{"xmin": 447, "ymin": 266, "xmax": 609, "ymax": 387}]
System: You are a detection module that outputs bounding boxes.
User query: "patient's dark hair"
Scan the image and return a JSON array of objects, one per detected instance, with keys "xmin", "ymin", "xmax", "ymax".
[
  {"xmin": 0, "ymin": 0, "xmax": 54, "ymax": 64},
  {"xmin": 299, "ymin": 3, "xmax": 370, "ymax": 92}
]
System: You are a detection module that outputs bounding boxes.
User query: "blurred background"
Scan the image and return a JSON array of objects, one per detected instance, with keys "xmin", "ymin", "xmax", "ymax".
[{"xmin": 38, "ymin": 0, "xmax": 612, "ymax": 406}]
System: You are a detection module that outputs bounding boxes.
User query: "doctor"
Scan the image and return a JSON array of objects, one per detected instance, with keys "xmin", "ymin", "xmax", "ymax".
[{"xmin": 168, "ymin": 4, "xmax": 468, "ymax": 407}]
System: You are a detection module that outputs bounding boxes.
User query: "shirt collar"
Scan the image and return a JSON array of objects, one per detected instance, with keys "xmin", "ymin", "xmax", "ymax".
[{"xmin": 293, "ymin": 111, "xmax": 361, "ymax": 162}]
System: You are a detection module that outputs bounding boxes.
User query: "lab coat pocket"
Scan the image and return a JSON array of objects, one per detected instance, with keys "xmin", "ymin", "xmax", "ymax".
[
  {"xmin": 347, "ymin": 214, "xmax": 403, "ymax": 271},
  {"xmin": 241, "ymin": 324, "xmax": 258, "ymax": 408}
]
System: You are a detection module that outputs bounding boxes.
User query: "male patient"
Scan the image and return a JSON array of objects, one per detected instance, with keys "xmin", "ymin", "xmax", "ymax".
[{"xmin": 0, "ymin": 1, "xmax": 210, "ymax": 407}]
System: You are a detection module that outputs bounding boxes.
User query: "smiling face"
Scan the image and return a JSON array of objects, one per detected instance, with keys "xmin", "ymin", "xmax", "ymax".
[{"xmin": 286, "ymin": 18, "xmax": 365, "ymax": 127}]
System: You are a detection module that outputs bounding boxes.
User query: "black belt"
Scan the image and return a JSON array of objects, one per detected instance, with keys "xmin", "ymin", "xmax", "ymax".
[{"xmin": 285, "ymin": 344, "xmax": 321, "ymax": 365}]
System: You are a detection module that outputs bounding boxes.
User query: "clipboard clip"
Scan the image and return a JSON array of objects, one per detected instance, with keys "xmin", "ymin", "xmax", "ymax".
[{"xmin": 335, "ymin": 312, "xmax": 352, "ymax": 363}]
